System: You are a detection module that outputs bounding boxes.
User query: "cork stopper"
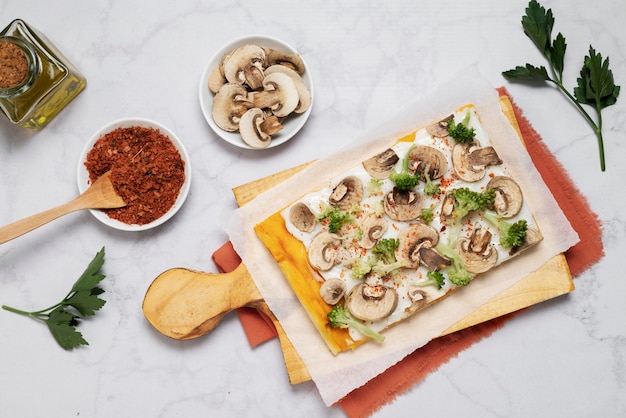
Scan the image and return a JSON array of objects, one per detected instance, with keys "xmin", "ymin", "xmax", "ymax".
[{"xmin": 0, "ymin": 40, "xmax": 29, "ymax": 89}]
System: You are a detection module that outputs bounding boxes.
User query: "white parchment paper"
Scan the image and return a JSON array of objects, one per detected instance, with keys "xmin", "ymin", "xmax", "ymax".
[{"xmin": 226, "ymin": 67, "xmax": 579, "ymax": 406}]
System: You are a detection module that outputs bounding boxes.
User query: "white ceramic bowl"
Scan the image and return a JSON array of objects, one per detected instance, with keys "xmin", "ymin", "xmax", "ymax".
[
  {"xmin": 199, "ymin": 35, "xmax": 314, "ymax": 149},
  {"xmin": 77, "ymin": 118, "xmax": 191, "ymax": 231}
]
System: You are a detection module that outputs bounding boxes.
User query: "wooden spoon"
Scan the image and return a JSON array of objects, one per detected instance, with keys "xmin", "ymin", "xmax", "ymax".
[
  {"xmin": 0, "ymin": 171, "xmax": 125, "ymax": 244},
  {"xmin": 142, "ymin": 262, "xmax": 311, "ymax": 384}
]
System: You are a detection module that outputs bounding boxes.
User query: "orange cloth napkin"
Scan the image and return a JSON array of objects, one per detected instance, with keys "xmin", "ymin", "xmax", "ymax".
[{"xmin": 211, "ymin": 88, "xmax": 604, "ymax": 418}]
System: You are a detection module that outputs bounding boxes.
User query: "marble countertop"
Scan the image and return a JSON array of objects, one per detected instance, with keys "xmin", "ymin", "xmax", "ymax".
[{"xmin": 1, "ymin": 1, "xmax": 624, "ymax": 417}]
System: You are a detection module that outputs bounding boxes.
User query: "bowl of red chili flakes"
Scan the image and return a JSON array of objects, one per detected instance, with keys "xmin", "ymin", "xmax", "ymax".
[{"xmin": 77, "ymin": 118, "xmax": 191, "ymax": 231}]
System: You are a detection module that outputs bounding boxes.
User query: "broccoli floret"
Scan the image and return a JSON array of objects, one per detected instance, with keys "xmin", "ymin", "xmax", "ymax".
[
  {"xmin": 389, "ymin": 145, "xmax": 420, "ymax": 191},
  {"xmin": 483, "ymin": 210, "xmax": 528, "ymax": 248},
  {"xmin": 317, "ymin": 206, "xmax": 354, "ymax": 233},
  {"xmin": 372, "ymin": 238, "xmax": 400, "ymax": 264},
  {"xmin": 451, "ymin": 188, "xmax": 496, "ymax": 219},
  {"xmin": 423, "ymin": 172, "xmax": 441, "ymax": 196},
  {"xmin": 415, "ymin": 270, "xmax": 446, "ymax": 289},
  {"xmin": 420, "ymin": 205, "xmax": 435, "ymax": 223},
  {"xmin": 339, "ymin": 222, "xmax": 363, "ymax": 243},
  {"xmin": 447, "ymin": 111, "xmax": 476, "ymax": 143},
  {"xmin": 327, "ymin": 304, "xmax": 384, "ymax": 342},
  {"xmin": 370, "ymin": 200, "xmax": 386, "ymax": 217},
  {"xmin": 371, "ymin": 259, "xmax": 412, "ymax": 278},
  {"xmin": 344, "ymin": 257, "xmax": 375, "ymax": 279},
  {"xmin": 435, "ymin": 237, "xmax": 475, "ymax": 287},
  {"xmin": 365, "ymin": 178, "xmax": 384, "ymax": 197}
]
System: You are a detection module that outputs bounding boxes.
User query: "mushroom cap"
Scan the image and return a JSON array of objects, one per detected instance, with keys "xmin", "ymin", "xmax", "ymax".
[
  {"xmin": 418, "ymin": 247, "xmax": 452, "ymax": 271},
  {"xmin": 208, "ymin": 65, "xmax": 226, "ymax": 94},
  {"xmin": 239, "ymin": 108, "xmax": 273, "ymax": 148},
  {"xmin": 211, "ymin": 83, "xmax": 253, "ymax": 132},
  {"xmin": 452, "ymin": 141, "xmax": 503, "ymax": 182},
  {"xmin": 262, "ymin": 46, "xmax": 306, "ymax": 74},
  {"xmin": 487, "ymin": 176, "xmax": 523, "ymax": 218},
  {"xmin": 308, "ymin": 231, "xmax": 341, "ymax": 271},
  {"xmin": 396, "ymin": 222, "xmax": 441, "ymax": 268},
  {"xmin": 404, "ymin": 286, "xmax": 428, "ymax": 315},
  {"xmin": 408, "ymin": 145, "xmax": 448, "ymax": 180},
  {"xmin": 358, "ymin": 215, "xmax": 388, "ymax": 249},
  {"xmin": 362, "ymin": 148, "xmax": 400, "ymax": 180},
  {"xmin": 383, "ymin": 188, "xmax": 422, "ymax": 221},
  {"xmin": 319, "ymin": 278, "xmax": 347, "ymax": 305},
  {"xmin": 467, "ymin": 146, "xmax": 502, "ymax": 169},
  {"xmin": 346, "ymin": 283, "xmax": 398, "ymax": 322},
  {"xmin": 255, "ymin": 72, "xmax": 300, "ymax": 117},
  {"xmin": 425, "ymin": 114, "xmax": 454, "ymax": 138},
  {"xmin": 289, "ymin": 202, "xmax": 316, "ymax": 232},
  {"xmin": 451, "ymin": 142, "xmax": 486, "ymax": 182},
  {"xmin": 264, "ymin": 64, "xmax": 311, "ymax": 114},
  {"xmin": 439, "ymin": 190, "xmax": 456, "ymax": 225},
  {"xmin": 454, "ymin": 225, "xmax": 498, "ymax": 274},
  {"xmin": 222, "ymin": 44, "xmax": 266, "ymax": 86},
  {"xmin": 329, "ymin": 176, "xmax": 364, "ymax": 210}
]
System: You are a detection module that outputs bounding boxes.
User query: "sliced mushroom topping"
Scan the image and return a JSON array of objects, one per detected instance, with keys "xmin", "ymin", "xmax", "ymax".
[
  {"xmin": 509, "ymin": 227, "xmax": 544, "ymax": 256},
  {"xmin": 358, "ymin": 215, "xmax": 388, "ymax": 249},
  {"xmin": 454, "ymin": 225, "xmax": 498, "ymax": 274},
  {"xmin": 239, "ymin": 108, "xmax": 283, "ymax": 148},
  {"xmin": 383, "ymin": 188, "xmax": 422, "ymax": 221},
  {"xmin": 362, "ymin": 148, "xmax": 400, "ymax": 179},
  {"xmin": 319, "ymin": 278, "xmax": 347, "ymax": 305},
  {"xmin": 408, "ymin": 145, "xmax": 448, "ymax": 179},
  {"xmin": 222, "ymin": 44, "xmax": 266, "ymax": 88},
  {"xmin": 289, "ymin": 202, "xmax": 316, "ymax": 232},
  {"xmin": 308, "ymin": 231, "xmax": 341, "ymax": 271},
  {"xmin": 208, "ymin": 65, "xmax": 227, "ymax": 94},
  {"xmin": 262, "ymin": 47, "xmax": 306, "ymax": 74},
  {"xmin": 250, "ymin": 72, "xmax": 300, "ymax": 117},
  {"xmin": 211, "ymin": 83, "xmax": 254, "ymax": 132},
  {"xmin": 439, "ymin": 190, "xmax": 456, "ymax": 225},
  {"xmin": 452, "ymin": 140, "xmax": 502, "ymax": 182},
  {"xmin": 467, "ymin": 146, "xmax": 503, "ymax": 169},
  {"xmin": 329, "ymin": 176, "xmax": 363, "ymax": 210},
  {"xmin": 426, "ymin": 114, "xmax": 454, "ymax": 138},
  {"xmin": 418, "ymin": 247, "xmax": 452, "ymax": 271},
  {"xmin": 264, "ymin": 65, "xmax": 311, "ymax": 114},
  {"xmin": 396, "ymin": 222, "xmax": 441, "ymax": 268},
  {"xmin": 346, "ymin": 283, "xmax": 398, "ymax": 322},
  {"xmin": 404, "ymin": 286, "xmax": 428, "ymax": 315},
  {"xmin": 487, "ymin": 176, "xmax": 523, "ymax": 218}
]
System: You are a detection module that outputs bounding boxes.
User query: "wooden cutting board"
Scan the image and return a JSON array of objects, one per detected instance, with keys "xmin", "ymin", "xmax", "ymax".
[
  {"xmin": 142, "ymin": 97, "xmax": 574, "ymax": 386},
  {"xmin": 230, "ymin": 96, "xmax": 574, "ymax": 383}
]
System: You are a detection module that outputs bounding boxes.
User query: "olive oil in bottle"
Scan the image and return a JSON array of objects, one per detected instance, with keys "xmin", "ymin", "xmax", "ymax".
[{"xmin": 0, "ymin": 19, "xmax": 86, "ymax": 130}]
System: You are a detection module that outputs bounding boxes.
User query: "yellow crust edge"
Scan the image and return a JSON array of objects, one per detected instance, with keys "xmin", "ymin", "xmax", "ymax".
[{"xmin": 255, "ymin": 213, "xmax": 361, "ymax": 354}]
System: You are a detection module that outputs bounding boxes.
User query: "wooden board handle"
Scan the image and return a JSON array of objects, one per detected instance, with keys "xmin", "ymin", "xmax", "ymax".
[{"xmin": 142, "ymin": 263, "xmax": 263, "ymax": 340}]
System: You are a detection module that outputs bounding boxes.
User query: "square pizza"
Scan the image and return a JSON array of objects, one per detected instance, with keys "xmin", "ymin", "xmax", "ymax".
[{"xmin": 255, "ymin": 104, "xmax": 542, "ymax": 355}]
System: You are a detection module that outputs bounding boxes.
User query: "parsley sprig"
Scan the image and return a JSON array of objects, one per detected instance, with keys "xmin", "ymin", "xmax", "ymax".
[
  {"xmin": 503, "ymin": 0, "xmax": 620, "ymax": 171},
  {"xmin": 2, "ymin": 247, "xmax": 107, "ymax": 350}
]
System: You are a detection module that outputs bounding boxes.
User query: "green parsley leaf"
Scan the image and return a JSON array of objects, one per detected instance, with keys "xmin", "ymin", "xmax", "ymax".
[
  {"xmin": 521, "ymin": 0, "xmax": 554, "ymax": 52},
  {"xmin": 574, "ymin": 47, "xmax": 621, "ymax": 108},
  {"xmin": 66, "ymin": 289, "xmax": 106, "ymax": 317},
  {"xmin": 2, "ymin": 247, "xmax": 108, "ymax": 350},
  {"xmin": 502, "ymin": 64, "xmax": 550, "ymax": 82},
  {"xmin": 46, "ymin": 308, "xmax": 88, "ymax": 350},
  {"xmin": 503, "ymin": 0, "xmax": 620, "ymax": 171}
]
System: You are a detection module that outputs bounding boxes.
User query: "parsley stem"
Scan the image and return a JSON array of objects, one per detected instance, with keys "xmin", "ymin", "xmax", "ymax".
[
  {"xmin": 549, "ymin": 78, "xmax": 606, "ymax": 171},
  {"xmin": 1, "ymin": 304, "xmax": 49, "ymax": 321}
]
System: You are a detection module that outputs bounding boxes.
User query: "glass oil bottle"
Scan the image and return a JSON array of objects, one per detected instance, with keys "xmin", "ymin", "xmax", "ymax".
[{"xmin": 0, "ymin": 19, "xmax": 86, "ymax": 130}]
